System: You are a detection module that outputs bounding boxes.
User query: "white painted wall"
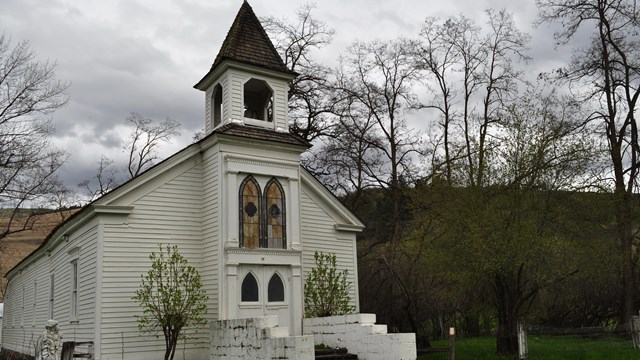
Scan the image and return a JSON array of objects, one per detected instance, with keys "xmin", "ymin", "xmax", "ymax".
[
  {"xmin": 201, "ymin": 144, "xmax": 221, "ymax": 322},
  {"xmin": 99, "ymin": 158, "xmax": 208, "ymax": 360},
  {"xmin": 2, "ymin": 219, "xmax": 99, "ymax": 357}
]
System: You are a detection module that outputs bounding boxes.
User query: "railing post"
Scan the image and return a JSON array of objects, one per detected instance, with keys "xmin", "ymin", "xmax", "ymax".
[
  {"xmin": 517, "ymin": 321, "xmax": 529, "ymax": 359},
  {"xmin": 631, "ymin": 313, "xmax": 640, "ymax": 349}
]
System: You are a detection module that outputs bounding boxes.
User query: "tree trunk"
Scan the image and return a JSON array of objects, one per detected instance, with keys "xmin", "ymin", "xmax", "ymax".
[
  {"xmin": 495, "ymin": 273, "xmax": 519, "ymax": 356},
  {"xmin": 465, "ymin": 312, "xmax": 481, "ymax": 336},
  {"xmin": 617, "ymin": 187, "xmax": 635, "ymax": 333},
  {"xmin": 496, "ymin": 311, "xmax": 518, "ymax": 356}
]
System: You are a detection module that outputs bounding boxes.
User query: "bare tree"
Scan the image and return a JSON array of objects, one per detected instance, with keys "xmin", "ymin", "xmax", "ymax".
[
  {"xmin": 417, "ymin": 15, "xmax": 484, "ymax": 185},
  {"xmin": 80, "ymin": 113, "xmax": 180, "ymax": 200},
  {"xmin": 77, "ymin": 155, "xmax": 120, "ymax": 199},
  {"xmin": 537, "ymin": 0, "xmax": 640, "ymax": 331},
  {"xmin": 262, "ymin": 3, "xmax": 337, "ymax": 141},
  {"xmin": 337, "ymin": 38, "xmax": 420, "ymax": 245},
  {"xmin": 126, "ymin": 112, "xmax": 181, "ymax": 178},
  {"xmin": 478, "ymin": 9, "xmax": 530, "ymax": 187},
  {"xmin": 0, "ymin": 34, "xmax": 69, "ymax": 240},
  {"xmin": 416, "ymin": 10, "xmax": 529, "ymax": 188},
  {"xmin": 311, "ymin": 98, "xmax": 384, "ymax": 211}
]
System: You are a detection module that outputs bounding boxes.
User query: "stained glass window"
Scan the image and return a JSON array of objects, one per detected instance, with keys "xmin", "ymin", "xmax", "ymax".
[
  {"xmin": 241, "ymin": 273, "xmax": 259, "ymax": 302},
  {"xmin": 264, "ymin": 178, "xmax": 286, "ymax": 249},
  {"xmin": 267, "ymin": 273, "xmax": 285, "ymax": 302},
  {"xmin": 239, "ymin": 176, "xmax": 261, "ymax": 248}
]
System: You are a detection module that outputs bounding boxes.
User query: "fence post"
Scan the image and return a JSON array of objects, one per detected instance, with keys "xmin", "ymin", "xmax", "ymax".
[
  {"xmin": 448, "ymin": 327, "xmax": 456, "ymax": 360},
  {"xmin": 517, "ymin": 321, "xmax": 528, "ymax": 359},
  {"xmin": 631, "ymin": 313, "xmax": 640, "ymax": 349}
]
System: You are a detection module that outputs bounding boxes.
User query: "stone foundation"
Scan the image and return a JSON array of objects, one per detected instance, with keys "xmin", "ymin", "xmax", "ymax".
[
  {"xmin": 303, "ymin": 314, "xmax": 416, "ymax": 360},
  {"xmin": 210, "ymin": 316, "xmax": 314, "ymax": 360}
]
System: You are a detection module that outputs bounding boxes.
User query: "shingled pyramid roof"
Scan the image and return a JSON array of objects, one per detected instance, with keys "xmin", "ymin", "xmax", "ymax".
[{"xmin": 196, "ymin": 1, "xmax": 295, "ymax": 89}]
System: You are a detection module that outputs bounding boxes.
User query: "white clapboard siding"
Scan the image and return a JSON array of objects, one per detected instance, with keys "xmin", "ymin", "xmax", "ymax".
[
  {"xmin": 2, "ymin": 220, "xmax": 99, "ymax": 356},
  {"xmin": 99, "ymin": 162, "xmax": 208, "ymax": 360},
  {"xmin": 201, "ymin": 148, "xmax": 220, "ymax": 322},
  {"xmin": 300, "ymin": 187, "xmax": 359, "ymax": 310},
  {"xmin": 229, "ymin": 70, "xmax": 244, "ymax": 120},
  {"xmin": 271, "ymin": 79, "xmax": 288, "ymax": 130}
]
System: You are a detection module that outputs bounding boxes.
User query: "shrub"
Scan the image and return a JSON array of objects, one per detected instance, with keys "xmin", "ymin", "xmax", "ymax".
[{"xmin": 304, "ymin": 251, "xmax": 355, "ymax": 317}]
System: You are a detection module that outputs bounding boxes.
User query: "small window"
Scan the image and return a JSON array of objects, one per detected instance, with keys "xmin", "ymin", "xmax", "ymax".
[
  {"xmin": 243, "ymin": 78, "xmax": 273, "ymax": 122},
  {"xmin": 21, "ymin": 287, "xmax": 25, "ymax": 327},
  {"xmin": 71, "ymin": 260, "xmax": 78, "ymax": 319},
  {"xmin": 49, "ymin": 274, "xmax": 54, "ymax": 319},
  {"xmin": 212, "ymin": 84, "xmax": 223, "ymax": 127},
  {"xmin": 241, "ymin": 273, "xmax": 259, "ymax": 302},
  {"xmin": 267, "ymin": 273, "xmax": 285, "ymax": 302},
  {"xmin": 32, "ymin": 281, "xmax": 37, "ymax": 326},
  {"xmin": 239, "ymin": 176, "xmax": 262, "ymax": 248}
]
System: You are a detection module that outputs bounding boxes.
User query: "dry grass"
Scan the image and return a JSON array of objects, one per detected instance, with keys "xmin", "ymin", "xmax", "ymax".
[{"xmin": 0, "ymin": 208, "xmax": 80, "ymax": 301}]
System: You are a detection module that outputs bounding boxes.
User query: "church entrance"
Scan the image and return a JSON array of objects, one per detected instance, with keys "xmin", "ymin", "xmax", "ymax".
[{"xmin": 237, "ymin": 265, "xmax": 291, "ymax": 333}]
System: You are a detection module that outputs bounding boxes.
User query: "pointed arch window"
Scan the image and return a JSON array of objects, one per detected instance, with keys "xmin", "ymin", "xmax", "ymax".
[
  {"xmin": 241, "ymin": 273, "xmax": 259, "ymax": 302},
  {"xmin": 267, "ymin": 273, "xmax": 285, "ymax": 302},
  {"xmin": 239, "ymin": 175, "xmax": 287, "ymax": 249},
  {"xmin": 239, "ymin": 176, "xmax": 261, "ymax": 248},
  {"xmin": 264, "ymin": 178, "xmax": 286, "ymax": 249}
]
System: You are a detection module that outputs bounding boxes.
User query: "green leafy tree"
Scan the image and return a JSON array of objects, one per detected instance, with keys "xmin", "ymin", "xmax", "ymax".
[
  {"xmin": 132, "ymin": 244, "xmax": 208, "ymax": 360},
  {"xmin": 304, "ymin": 251, "xmax": 355, "ymax": 317}
]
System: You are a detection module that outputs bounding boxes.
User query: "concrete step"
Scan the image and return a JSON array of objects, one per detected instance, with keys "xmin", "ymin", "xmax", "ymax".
[
  {"xmin": 265, "ymin": 326, "xmax": 289, "ymax": 338},
  {"xmin": 315, "ymin": 347, "xmax": 358, "ymax": 360}
]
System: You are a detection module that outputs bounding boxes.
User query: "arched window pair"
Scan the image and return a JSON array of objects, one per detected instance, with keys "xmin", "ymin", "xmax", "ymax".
[
  {"xmin": 239, "ymin": 176, "xmax": 286, "ymax": 249},
  {"xmin": 240, "ymin": 272, "xmax": 285, "ymax": 302}
]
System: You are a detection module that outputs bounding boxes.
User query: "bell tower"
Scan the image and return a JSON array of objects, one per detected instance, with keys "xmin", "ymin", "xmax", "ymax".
[{"xmin": 194, "ymin": 1, "xmax": 297, "ymax": 134}]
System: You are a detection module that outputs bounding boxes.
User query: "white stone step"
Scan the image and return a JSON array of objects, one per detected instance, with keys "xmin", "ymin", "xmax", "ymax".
[
  {"xmin": 265, "ymin": 326, "xmax": 289, "ymax": 338},
  {"xmin": 362, "ymin": 324, "xmax": 388, "ymax": 335}
]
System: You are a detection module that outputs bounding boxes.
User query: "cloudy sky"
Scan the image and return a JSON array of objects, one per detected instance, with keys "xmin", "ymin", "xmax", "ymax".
[{"xmin": 1, "ymin": 0, "xmax": 572, "ymax": 196}]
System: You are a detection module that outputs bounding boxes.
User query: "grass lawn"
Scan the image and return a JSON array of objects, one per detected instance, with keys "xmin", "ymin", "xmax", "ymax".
[{"xmin": 419, "ymin": 336, "xmax": 640, "ymax": 359}]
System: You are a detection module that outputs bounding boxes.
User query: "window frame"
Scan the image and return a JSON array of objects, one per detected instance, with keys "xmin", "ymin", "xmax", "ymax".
[
  {"xmin": 242, "ymin": 78, "xmax": 274, "ymax": 123},
  {"xmin": 49, "ymin": 274, "xmax": 54, "ymax": 320},
  {"xmin": 20, "ymin": 286, "xmax": 25, "ymax": 327},
  {"xmin": 263, "ymin": 178, "xmax": 286, "ymax": 249},
  {"xmin": 70, "ymin": 259, "xmax": 79, "ymax": 321},
  {"xmin": 240, "ymin": 272, "xmax": 260, "ymax": 303},
  {"xmin": 32, "ymin": 281, "xmax": 37, "ymax": 327},
  {"xmin": 267, "ymin": 272, "xmax": 285, "ymax": 303},
  {"xmin": 239, "ymin": 175, "xmax": 288, "ymax": 249},
  {"xmin": 239, "ymin": 175, "xmax": 263, "ymax": 248},
  {"xmin": 212, "ymin": 83, "xmax": 223, "ymax": 128}
]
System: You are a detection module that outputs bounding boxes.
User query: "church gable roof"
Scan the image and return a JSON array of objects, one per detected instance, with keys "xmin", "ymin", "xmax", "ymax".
[{"xmin": 211, "ymin": 1, "xmax": 293, "ymax": 75}]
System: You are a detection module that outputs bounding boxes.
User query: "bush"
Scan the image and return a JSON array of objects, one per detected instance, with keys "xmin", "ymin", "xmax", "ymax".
[{"xmin": 304, "ymin": 251, "xmax": 355, "ymax": 317}]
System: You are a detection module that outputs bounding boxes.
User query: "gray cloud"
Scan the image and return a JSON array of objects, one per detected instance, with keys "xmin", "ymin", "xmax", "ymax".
[{"xmin": 2, "ymin": 0, "xmax": 580, "ymax": 195}]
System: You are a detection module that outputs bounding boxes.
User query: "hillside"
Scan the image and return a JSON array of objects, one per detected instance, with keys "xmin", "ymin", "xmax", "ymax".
[{"xmin": 0, "ymin": 209, "xmax": 80, "ymax": 301}]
